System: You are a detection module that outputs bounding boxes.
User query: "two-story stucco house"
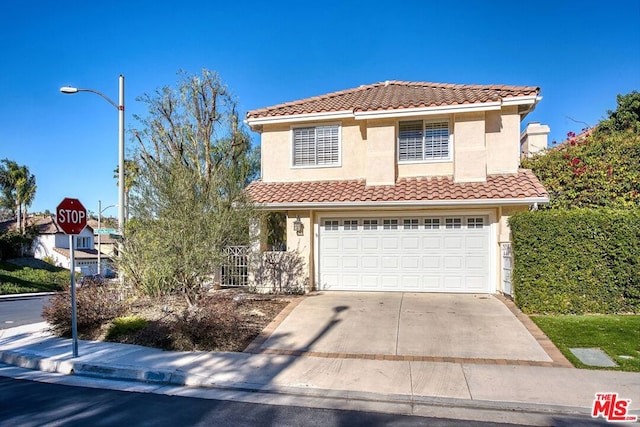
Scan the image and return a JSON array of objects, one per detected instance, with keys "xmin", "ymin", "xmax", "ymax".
[{"xmin": 246, "ymin": 81, "xmax": 549, "ymax": 294}]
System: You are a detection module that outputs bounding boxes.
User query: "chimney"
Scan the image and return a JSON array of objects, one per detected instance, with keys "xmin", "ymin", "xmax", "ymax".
[{"xmin": 520, "ymin": 122, "xmax": 550, "ymax": 158}]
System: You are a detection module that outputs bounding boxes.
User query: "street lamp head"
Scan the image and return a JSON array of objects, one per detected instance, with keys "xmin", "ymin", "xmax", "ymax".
[{"xmin": 60, "ymin": 86, "xmax": 79, "ymax": 94}]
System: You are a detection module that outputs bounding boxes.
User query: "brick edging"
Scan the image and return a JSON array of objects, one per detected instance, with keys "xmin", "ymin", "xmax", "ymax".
[
  {"xmin": 243, "ymin": 295, "xmax": 305, "ymax": 353},
  {"xmin": 495, "ymin": 294, "xmax": 574, "ymax": 368},
  {"xmin": 249, "ymin": 348, "xmax": 560, "ymax": 367}
]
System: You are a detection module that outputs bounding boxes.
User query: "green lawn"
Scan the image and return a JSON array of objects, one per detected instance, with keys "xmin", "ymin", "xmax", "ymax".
[
  {"xmin": 531, "ymin": 315, "xmax": 640, "ymax": 372},
  {"xmin": 0, "ymin": 260, "xmax": 69, "ymax": 295}
]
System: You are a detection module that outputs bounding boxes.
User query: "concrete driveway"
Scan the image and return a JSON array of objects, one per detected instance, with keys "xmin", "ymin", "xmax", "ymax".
[{"xmin": 259, "ymin": 292, "xmax": 552, "ymax": 363}]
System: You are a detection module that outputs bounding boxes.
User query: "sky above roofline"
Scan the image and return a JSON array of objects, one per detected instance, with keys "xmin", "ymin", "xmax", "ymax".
[{"xmin": 1, "ymin": 0, "xmax": 638, "ymax": 214}]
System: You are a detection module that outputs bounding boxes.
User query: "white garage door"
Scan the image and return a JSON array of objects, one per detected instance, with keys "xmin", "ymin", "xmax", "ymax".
[{"xmin": 319, "ymin": 215, "xmax": 491, "ymax": 293}]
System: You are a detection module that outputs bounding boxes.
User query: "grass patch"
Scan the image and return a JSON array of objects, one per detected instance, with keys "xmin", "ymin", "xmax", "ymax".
[
  {"xmin": 106, "ymin": 316, "xmax": 148, "ymax": 340},
  {"xmin": 531, "ymin": 315, "xmax": 640, "ymax": 372},
  {"xmin": 0, "ymin": 260, "xmax": 69, "ymax": 294}
]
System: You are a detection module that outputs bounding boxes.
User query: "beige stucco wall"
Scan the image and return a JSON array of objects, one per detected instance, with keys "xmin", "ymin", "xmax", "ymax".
[
  {"xmin": 453, "ymin": 112, "xmax": 487, "ymax": 182},
  {"xmin": 260, "ymin": 120, "xmax": 366, "ymax": 183},
  {"xmin": 286, "ymin": 210, "xmax": 314, "ymax": 289},
  {"xmin": 486, "ymin": 106, "xmax": 521, "ymax": 174},
  {"xmin": 259, "ymin": 107, "xmax": 524, "ymax": 184},
  {"xmin": 365, "ymin": 119, "xmax": 396, "ymax": 185}
]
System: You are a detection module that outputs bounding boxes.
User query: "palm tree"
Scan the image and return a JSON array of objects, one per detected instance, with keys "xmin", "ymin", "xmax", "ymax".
[
  {"xmin": 16, "ymin": 168, "xmax": 37, "ymax": 231},
  {"xmin": 0, "ymin": 159, "xmax": 37, "ymax": 233},
  {"xmin": 113, "ymin": 159, "xmax": 139, "ymax": 220}
]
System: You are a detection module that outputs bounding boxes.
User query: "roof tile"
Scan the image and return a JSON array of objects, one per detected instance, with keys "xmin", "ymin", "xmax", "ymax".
[
  {"xmin": 246, "ymin": 170, "xmax": 548, "ymax": 206},
  {"xmin": 247, "ymin": 81, "xmax": 539, "ymax": 119}
]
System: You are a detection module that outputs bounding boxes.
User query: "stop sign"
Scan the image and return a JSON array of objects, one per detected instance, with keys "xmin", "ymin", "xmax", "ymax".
[{"xmin": 56, "ymin": 198, "xmax": 87, "ymax": 235}]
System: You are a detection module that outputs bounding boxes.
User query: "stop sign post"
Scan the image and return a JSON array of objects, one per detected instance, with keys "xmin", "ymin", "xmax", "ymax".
[{"xmin": 55, "ymin": 198, "xmax": 87, "ymax": 358}]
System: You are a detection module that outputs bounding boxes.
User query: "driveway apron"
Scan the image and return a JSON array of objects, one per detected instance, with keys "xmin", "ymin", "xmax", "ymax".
[{"xmin": 259, "ymin": 292, "xmax": 552, "ymax": 363}]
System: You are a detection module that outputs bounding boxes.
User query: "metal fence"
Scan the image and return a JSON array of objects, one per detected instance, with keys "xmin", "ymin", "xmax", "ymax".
[
  {"xmin": 501, "ymin": 242, "xmax": 513, "ymax": 296},
  {"xmin": 221, "ymin": 246, "xmax": 249, "ymax": 287}
]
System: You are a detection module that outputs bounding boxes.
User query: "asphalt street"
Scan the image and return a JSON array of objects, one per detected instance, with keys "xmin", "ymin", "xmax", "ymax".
[
  {"xmin": 0, "ymin": 295, "xmax": 50, "ymax": 329},
  {"xmin": 0, "ymin": 375, "xmax": 529, "ymax": 427}
]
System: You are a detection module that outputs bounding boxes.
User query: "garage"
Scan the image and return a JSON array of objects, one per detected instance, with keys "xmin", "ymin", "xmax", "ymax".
[{"xmin": 318, "ymin": 215, "xmax": 491, "ymax": 293}]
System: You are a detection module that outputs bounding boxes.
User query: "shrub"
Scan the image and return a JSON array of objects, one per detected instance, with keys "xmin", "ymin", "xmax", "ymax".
[
  {"xmin": 42, "ymin": 283, "xmax": 126, "ymax": 338},
  {"xmin": 509, "ymin": 209, "xmax": 640, "ymax": 314},
  {"xmin": 168, "ymin": 294, "xmax": 244, "ymax": 351},
  {"xmin": 105, "ymin": 316, "xmax": 148, "ymax": 340}
]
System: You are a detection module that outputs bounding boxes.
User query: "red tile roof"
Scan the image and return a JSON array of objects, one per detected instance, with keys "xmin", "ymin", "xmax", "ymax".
[
  {"xmin": 247, "ymin": 81, "xmax": 540, "ymax": 119},
  {"xmin": 246, "ymin": 170, "xmax": 548, "ymax": 207}
]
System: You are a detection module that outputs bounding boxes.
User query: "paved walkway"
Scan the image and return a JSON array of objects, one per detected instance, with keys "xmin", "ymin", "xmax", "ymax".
[{"xmin": 0, "ymin": 296, "xmax": 638, "ymax": 424}]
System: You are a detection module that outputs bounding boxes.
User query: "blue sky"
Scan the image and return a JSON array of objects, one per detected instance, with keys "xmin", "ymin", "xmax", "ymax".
[{"xmin": 1, "ymin": 1, "xmax": 638, "ymax": 215}]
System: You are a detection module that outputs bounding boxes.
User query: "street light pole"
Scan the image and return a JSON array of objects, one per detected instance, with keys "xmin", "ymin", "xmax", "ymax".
[
  {"xmin": 97, "ymin": 200, "xmax": 117, "ymax": 276},
  {"xmin": 117, "ymin": 75, "xmax": 125, "ymax": 237},
  {"xmin": 60, "ymin": 76, "xmax": 126, "ymax": 284},
  {"xmin": 60, "ymin": 75, "xmax": 126, "ymax": 234}
]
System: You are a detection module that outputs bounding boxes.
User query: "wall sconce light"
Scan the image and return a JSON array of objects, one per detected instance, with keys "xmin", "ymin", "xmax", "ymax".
[{"xmin": 293, "ymin": 215, "xmax": 304, "ymax": 236}]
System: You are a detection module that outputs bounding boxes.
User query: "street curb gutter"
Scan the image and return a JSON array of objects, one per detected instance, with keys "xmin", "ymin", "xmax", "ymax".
[
  {"xmin": 0, "ymin": 292, "xmax": 56, "ymax": 300},
  {"xmin": 1, "ymin": 349, "xmax": 619, "ymax": 421}
]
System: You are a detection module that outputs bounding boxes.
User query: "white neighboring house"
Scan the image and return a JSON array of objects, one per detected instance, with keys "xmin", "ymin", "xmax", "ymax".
[{"xmin": 28, "ymin": 215, "xmax": 111, "ymax": 275}]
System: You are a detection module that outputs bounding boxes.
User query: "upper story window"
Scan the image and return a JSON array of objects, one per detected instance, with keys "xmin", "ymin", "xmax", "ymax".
[
  {"xmin": 76, "ymin": 236, "xmax": 91, "ymax": 249},
  {"xmin": 292, "ymin": 125, "xmax": 340, "ymax": 167},
  {"xmin": 398, "ymin": 120, "xmax": 451, "ymax": 162}
]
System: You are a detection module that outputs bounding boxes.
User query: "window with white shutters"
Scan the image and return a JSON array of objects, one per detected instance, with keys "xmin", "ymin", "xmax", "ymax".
[
  {"xmin": 293, "ymin": 125, "xmax": 340, "ymax": 167},
  {"xmin": 398, "ymin": 120, "xmax": 450, "ymax": 162}
]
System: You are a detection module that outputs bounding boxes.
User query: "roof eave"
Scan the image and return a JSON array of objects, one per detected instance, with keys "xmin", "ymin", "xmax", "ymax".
[
  {"xmin": 246, "ymin": 95, "xmax": 541, "ymax": 127},
  {"xmin": 253, "ymin": 196, "xmax": 549, "ymax": 210}
]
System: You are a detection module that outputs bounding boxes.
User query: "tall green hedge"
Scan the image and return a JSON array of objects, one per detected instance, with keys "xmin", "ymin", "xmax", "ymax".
[{"xmin": 509, "ymin": 209, "xmax": 640, "ymax": 314}]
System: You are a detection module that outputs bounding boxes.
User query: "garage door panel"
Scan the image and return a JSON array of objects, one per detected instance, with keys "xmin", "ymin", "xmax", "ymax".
[
  {"xmin": 319, "ymin": 215, "xmax": 490, "ymax": 293},
  {"xmin": 466, "ymin": 255, "xmax": 487, "ymax": 270},
  {"xmin": 443, "ymin": 256, "xmax": 463, "ymax": 269},
  {"xmin": 362, "ymin": 237, "xmax": 379, "ymax": 250},
  {"xmin": 323, "ymin": 256, "xmax": 340, "ymax": 269},
  {"xmin": 342, "ymin": 238, "xmax": 359, "ymax": 250},
  {"xmin": 382, "ymin": 256, "xmax": 399, "ymax": 268},
  {"xmin": 402, "ymin": 276, "xmax": 421, "ymax": 289},
  {"xmin": 465, "ymin": 276, "xmax": 486, "ymax": 290},
  {"xmin": 422, "ymin": 257, "xmax": 441, "ymax": 269},
  {"xmin": 342, "ymin": 256, "xmax": 359, "ymax": 269},
  {"xmin": 401, "ymin": 237, "xmax": 420, "ymax": 250},
  {"xmin": 402, "ymin": 256, "xmax": 420, "ymax": 269},
  {"xmin": 466, "ymin": 235, "xmax": 487, "ymax": 250},
  {"xmin": 382, "ymin": 238, "xmax": 399, "ymax": 250},
  {"xmin": 322, "ymin": 237, "xmax": 340, "ymax": 250},
  {"xmin": 361, "ymin": 275, "xmax": 380, "ymax": 288},
  {"xmin": 422, "ymin": 236, "xmax": 442, "ymax": 249},
  {"xmin": 444, "ymin": 236, "xmax": 463, "ymax": 249},
  {"xmin": 443, "ymin": 276, "xmax": 463, "ymax": 289},
  {"xmin": 381, "ymin": 276, "xmax": 399, "ymax": 288}
]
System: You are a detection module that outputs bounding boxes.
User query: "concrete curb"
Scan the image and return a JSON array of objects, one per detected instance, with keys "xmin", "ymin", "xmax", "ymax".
[
  {"xmin": 0, "ymin": 292, "xmax": 56, "ymax": 300},
  {"xmin": 0, "ymin": 348, "xmax": 613, "ymax": 420}
]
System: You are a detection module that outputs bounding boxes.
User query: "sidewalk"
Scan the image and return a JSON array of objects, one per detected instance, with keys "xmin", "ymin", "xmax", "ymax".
[{"xmin": 1, "ymin": 322, "xmax": 639, "ymax": 424}]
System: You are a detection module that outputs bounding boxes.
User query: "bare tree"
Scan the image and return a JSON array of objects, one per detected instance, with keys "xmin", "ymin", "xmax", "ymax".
[{"xmin": 120, "ymin": 70, "xmax": 259, "ymax": 306}]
